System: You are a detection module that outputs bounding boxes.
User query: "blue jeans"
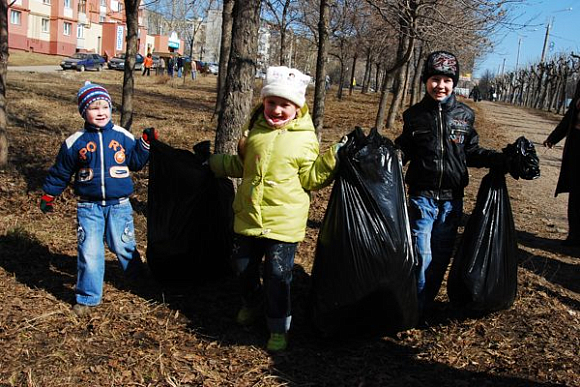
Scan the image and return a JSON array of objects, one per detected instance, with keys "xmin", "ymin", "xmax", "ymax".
[
  {"xmin": 76, "ymin": 200, "xmax": 141, "ymax": 306},
  {"xmin": 232, "ymin": 234, "xmax": 297, "ymax": 334},
  {"xmin": 409, "ymin": 196, "xmax": 462, "ymax": 309}
]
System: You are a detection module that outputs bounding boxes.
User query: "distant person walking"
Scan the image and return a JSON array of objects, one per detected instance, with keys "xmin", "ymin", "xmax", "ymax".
[
  {"xmin": 167, "ymin": 57, "xmax": 174, "ymax": 77},
  {"xmin": 469, "ymin": 85, "xmax": 481, "ymax": 102},
  {"xmin": 142, "ymin": 53, "xmax": 153, "ymax": 76},
  {"xmin": 156, "ymin": 57, "xmax": 165, "ymax": 76},
  {"xmin": 191, "ymin": 60, "xmax": 197, "ymax": 81},
  {"xmin": 177, "ymin": 56, "xmax": 184, "ymax": 78}
]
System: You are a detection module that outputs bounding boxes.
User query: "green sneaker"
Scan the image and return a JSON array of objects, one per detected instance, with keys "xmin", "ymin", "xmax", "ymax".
[
  {"xmin": 266, "ymin": 333, "xmax": 288, "ymax": 352},
  {"xmin": 235, "ymin": 305, "xmax": 261, "ymax": 326}
]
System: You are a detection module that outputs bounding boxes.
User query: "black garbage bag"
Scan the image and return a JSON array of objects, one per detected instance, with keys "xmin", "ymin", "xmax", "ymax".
[
  {"xmin": 447, "ymin": 171, "xmax": 517, "ymax": 313},
  {"xmin": 504, "ymin": 136, "xmax": 540, "ymax": 180},
  {"xmin": 310, "ymin": 127, "xmax": 418, "ymax": 336},
  {"xmin": 146, "ymin": 140, "xmax": 234, "ymax": 283}
]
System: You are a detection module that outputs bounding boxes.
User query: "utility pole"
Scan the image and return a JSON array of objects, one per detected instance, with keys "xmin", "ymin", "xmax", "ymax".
[
  {"xmin": 540, "ymin": 17, "xmax": 553, "ymax": 63},
  {"xmin": 515, "ymin": 37, "xmax": 522, "ymax": 71}
]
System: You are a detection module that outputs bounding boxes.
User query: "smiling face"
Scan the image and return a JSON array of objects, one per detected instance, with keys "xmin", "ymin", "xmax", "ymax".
[
  {"xmin": 426, "ymin": 75, "xmax": 454, "ymax": 102},
  {"xmin": 85, "ymin": 99, "xmax": 111, "ymax": 127},
  {"xmin": 263, "ymin": 96, "xmax": 299, "ymax": 128}
]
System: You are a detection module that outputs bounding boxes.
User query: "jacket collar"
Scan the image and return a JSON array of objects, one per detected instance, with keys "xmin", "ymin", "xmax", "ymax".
[
  {"xmin": 84, "ymin": 120, "xmax": 113, "ymax": 132},
  {"xmin": 422, "ymin": 92, "xmax": 457, "ymax": 111}
]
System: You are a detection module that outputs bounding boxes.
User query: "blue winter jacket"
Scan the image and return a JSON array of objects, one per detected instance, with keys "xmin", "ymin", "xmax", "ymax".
[{"xmin": 43, "ymin": 120, "xmax": 150, "ymax": 205}]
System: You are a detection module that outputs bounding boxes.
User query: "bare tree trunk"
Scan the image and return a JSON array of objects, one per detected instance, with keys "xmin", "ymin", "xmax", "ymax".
[
  {"xmin": 348, "ymin": 53, "xmax": 357, "ymax": 96},
  {"xmin": 215, "ymin": 0, "xmax": 234, "ymax": 116},
  {"xmin": 386, "ymin": 65, "xmax": 406, "ymax": 129},
  {"xmin": 400, "ymin": 51, "xmax": 413, "ymax": 108},
  {"xmin": 410, "ymin": 43, "xmax": 424, "ymax": 106},
  {"xmin": 120, "ymin": 0, "xmax": 141, "ymax": 131},
  {"xmin": 336, "ymin": 58, "xmax": 346, "ymax": 100},
  {"xmin": 215, "ymin": 0, "xmax": 261, "ymax": 155},
  {"xmin": 312, "ymin": 0, "xmax": 330, "ymax": 140},
  {"xmin": 377, "ymin": 32, "xmax": 413, "ymax": 130},
  {"xmin": 375, "ymin": 69, "xmax": 391, "ymax": 131},
  {"xmin": 362, "ymin": 50, "xmax": 371, "ymax": 94},
  {"xmin": 0, "ymin": 0, "xmax": 9, "ymax": 166},
  {"xmin": 375, "ymin": 63, "xmax": 381, "ymax": 92}
]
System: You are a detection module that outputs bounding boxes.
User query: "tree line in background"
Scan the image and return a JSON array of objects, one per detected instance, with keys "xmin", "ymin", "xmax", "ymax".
[
  {"xmin": 3, "ymin": 0, "xmax": 578, "ymax": 167},
  {"xmin": 478, "ymin": 53, "xmax": 580, "ymax": 115},
  {"xmin": 216, "ymin": 0, "xmax": 522, "ymax": 154}
]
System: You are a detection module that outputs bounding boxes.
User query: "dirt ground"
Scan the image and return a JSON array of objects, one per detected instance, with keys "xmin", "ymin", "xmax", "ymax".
[{"xmin": 0, "ymin": 68, "xmax": 578, "ymax": 387}]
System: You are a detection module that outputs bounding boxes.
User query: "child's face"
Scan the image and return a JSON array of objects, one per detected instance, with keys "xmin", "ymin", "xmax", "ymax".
[
  {"xmin": 85, "ymin": 99, "xmax": 111, "ymax": 127},
  {"xmin": 263, "ymin": 96, "xmax": 299, "ymax": 127},
  {"xmin": 426, "ymin": 75, "xmax": 454, "ymax": 101}
]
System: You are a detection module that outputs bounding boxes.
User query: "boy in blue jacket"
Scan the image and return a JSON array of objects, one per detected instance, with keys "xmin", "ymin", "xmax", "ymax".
[{"xmin": 40, "ymin": 82, "xmax": 157, "ymax": 316}]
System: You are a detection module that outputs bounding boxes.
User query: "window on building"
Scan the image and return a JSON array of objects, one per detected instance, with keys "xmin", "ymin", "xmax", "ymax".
[
  {"xmin": 77, "ymin": 24, "xmax": 84, "ymax": 38},
  {"xmin": 42, "ymin": 0, "xmax": 51, "ymax": 4},
  {"xmin": 10, "ymin": 10, "xmax": 21, "ymax": 25},
  {"xmin": 64, "ymin": 0, "xmax": 71, "ymax": 8},
  {"xmin": 100, "ymin": 0, "xmax": 106, "ymax": 6},
  {"xmin": 99, "ymin": 16, "xmax": 105, "ymax": 23},
  {"xmin": 64, "ymin": 22, "xmax": 72, "ymax": 36},
  {"xmin": 41, "ymin": 18, "xmax": 50, "ymax": 33},
  {"xmin": 78, "ymin": 0, "xmax": 86, "ymax": 13}
]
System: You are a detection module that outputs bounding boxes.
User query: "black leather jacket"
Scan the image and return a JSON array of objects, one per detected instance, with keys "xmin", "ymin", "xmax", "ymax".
[{"xmin": 395, "ymin": 93, "xmax": 503, "ymax": 200}]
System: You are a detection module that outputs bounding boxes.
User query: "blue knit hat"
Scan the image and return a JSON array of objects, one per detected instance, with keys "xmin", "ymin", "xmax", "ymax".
[{"xmin": 77, "ymin": 81, "xmax": 112, "ymax": 118}]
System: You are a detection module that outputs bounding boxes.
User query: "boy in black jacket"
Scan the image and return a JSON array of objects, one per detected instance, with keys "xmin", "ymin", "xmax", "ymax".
[{"xmin": 395, "ymin": 51, "xmax": 506, "ymax": 314}]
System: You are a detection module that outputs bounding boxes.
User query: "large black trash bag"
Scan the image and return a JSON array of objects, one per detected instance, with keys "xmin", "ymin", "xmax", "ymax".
[
  {"xmin": 310, "ymin": 127, "xmax": 418, "ymax": 336},
  {"xmin": 447, "ymin": 171, "xmax": 517, "ymax": 313},
  {"xmin": 504, "ymin": 136, "xmax": 540, "ymax": 180},
  {"xmin": 146, "ymin": 140, "xmax": 234, "ymax": 283}
]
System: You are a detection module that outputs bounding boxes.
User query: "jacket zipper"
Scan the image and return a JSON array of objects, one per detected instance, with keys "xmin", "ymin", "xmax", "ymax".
[
  {"xmin": 437, "ymin": 103, "xmax": 444, "ymax": 200},
  {"xmin": 98, "ymin": 131, "xmax": 106, "ymax": 204}
]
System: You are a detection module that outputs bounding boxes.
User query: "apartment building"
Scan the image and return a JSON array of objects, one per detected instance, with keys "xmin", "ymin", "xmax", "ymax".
[{"xmin": 8, "ymin": 0, "xmax": 183, "ymax": 58}]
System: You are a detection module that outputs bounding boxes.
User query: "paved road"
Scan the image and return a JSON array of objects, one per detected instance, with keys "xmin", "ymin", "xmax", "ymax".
[{"xmin": 7, "ymin": 65, "xmax": 62, "ymax": 73}]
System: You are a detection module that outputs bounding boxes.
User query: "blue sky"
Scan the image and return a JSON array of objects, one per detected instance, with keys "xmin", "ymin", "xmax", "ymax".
[{"xmin": 474, "ymin": 0, "xmax": 579, "ymax": 77}]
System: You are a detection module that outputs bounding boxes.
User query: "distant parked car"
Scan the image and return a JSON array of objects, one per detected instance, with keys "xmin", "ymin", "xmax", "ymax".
[
  {"xmin": 60, "ymin": 53, "xmax": 106, "ymax": 72},
  {"xmin": 208, "ymin": 63, "xmax": 218, "ymax": 75},
  {"xmin": 151, "ymin": 54, "xmax": 161, "ymax": 68},
  {"xmin": 107, "ymin": 53, "xmax": 144, "ymax": 71}
]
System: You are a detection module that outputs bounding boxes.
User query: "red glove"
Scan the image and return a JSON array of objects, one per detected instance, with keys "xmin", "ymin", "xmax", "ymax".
[
  {"xmin": 142, "ymin": 127, "xmax": 158, "ymax": 145},
  {"xmin": 40, "ymin": 194, "xmax": 55, "ymax": 213}
]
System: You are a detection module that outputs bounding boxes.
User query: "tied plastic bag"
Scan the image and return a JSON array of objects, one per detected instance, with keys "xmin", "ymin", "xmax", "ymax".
[
  {"xmin": 504, "ymin": 136, "xmax": 540, "ymax": 180},
  {"xmin": 146, "ymin": 140, "xmax": 234, "ymax": 283},
  {"xmin": 310, "ymin": 127, "xmax": 418, "ymax": 336},
  {"xmin": 447, "ymin": 171, "xmax": 517, "ymax": 313}
]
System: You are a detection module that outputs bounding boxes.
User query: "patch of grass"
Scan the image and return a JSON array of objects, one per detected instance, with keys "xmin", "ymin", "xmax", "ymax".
[{"xmin": 8, "ymin": 50, "xmax": 67, "ymax": 66}]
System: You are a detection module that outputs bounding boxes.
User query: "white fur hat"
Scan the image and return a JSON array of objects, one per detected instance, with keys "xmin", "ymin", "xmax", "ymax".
[{"xmin": 260, "ymin": 66, "xmax": 311, "ymax": 108}]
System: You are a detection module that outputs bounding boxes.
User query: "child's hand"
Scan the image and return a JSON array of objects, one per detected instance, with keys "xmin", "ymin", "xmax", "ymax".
[
  {"xmin": 40, "ymin": 194, "xmax": 55, "ymax": 213},
  {"xmin": 237, "ymin": 130, "xmax": 249, "ymax": 161},
  {"xmin": 142, "ymin": 127, "xmax": 158, "ymax": 144}
]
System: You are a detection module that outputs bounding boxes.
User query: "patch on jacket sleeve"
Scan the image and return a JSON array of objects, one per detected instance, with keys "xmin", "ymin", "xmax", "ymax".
[
  {"xmin": 110, "ymin": 166, "xmax": 130, "ymax": 178},
  {"xmin": 77, "ymin": 168, "xmax": 94, "ymax": 182}
]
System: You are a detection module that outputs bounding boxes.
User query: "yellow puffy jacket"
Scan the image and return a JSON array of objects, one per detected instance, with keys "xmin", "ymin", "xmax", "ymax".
[{"xmin": 209, "ymin": 104, "xmax": 337, "ymax": 243}]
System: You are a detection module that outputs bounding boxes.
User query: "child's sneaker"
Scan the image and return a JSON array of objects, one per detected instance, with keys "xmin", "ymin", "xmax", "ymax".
[
  {"xmin": 266, "ymin": 333, "xmax": 288, "ymax": 352},
  {"xmin": 235, "ymin": 305, "xmax": 261, "ymax": 326}
]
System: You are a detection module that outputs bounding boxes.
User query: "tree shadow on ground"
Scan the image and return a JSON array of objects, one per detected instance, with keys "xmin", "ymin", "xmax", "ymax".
[
  {"xmin": 0, "ymin": 228, "xmax": 162, "ymax": 308},
  {"xmin": 516, "ymin": 230, "xmax": 579, "ymax": 295}
]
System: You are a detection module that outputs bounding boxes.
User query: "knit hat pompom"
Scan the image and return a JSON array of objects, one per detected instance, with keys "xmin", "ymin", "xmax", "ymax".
[
  {"xmin": 422, "ymin": 51, "xmax": 460, "ymax": 87},
  {"xmin": 260, "ymin": 66, "xmax": 311, "ymax": 108},
  {"xmin": 77, "ymin": 81, "xmax": 112, "ymax": 118}
]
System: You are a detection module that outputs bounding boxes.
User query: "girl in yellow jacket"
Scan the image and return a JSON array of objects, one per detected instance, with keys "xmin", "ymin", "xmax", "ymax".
[{"xmin": 209, "ymin": 66, "xmax": 342, "ymax": 352}]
